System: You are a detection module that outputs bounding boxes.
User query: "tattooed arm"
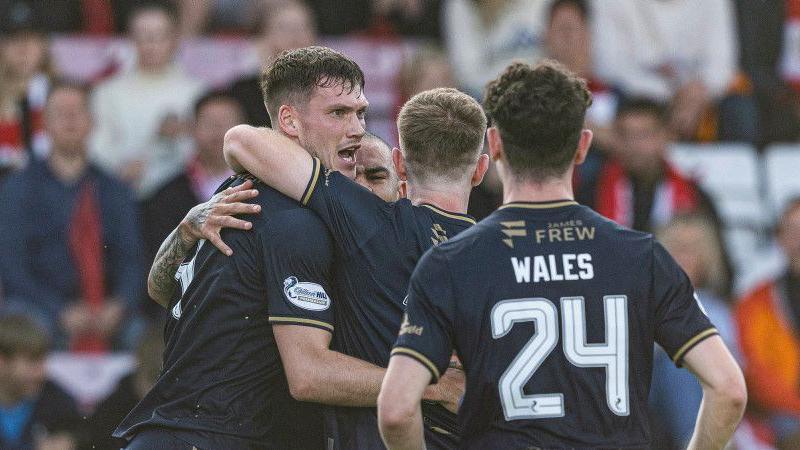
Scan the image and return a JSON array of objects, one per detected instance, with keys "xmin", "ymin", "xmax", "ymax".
[{"xmin": 147, "ymin": 181, "xmax": 262, "ymax": 308}]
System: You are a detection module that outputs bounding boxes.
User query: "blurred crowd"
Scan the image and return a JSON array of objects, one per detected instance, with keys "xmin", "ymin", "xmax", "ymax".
[{"xmin": 1, "ymin": 0, "xmax": 800, "ymax": 449}]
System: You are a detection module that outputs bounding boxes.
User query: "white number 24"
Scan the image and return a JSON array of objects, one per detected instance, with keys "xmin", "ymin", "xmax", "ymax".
[{"xmin": 490, "ymin": 296, "xmax": 629, "ymax": 420}]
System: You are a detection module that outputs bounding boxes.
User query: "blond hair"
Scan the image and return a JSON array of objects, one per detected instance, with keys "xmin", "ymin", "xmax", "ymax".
[{"xmin": 397, "ymin": 87, "xmax": 486, "ymax": 185}]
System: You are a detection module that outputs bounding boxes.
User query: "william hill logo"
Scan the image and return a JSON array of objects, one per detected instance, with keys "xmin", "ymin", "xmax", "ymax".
[{"xmin": 501, "ymin": 221, "xmax": 527, "ymax": 248}]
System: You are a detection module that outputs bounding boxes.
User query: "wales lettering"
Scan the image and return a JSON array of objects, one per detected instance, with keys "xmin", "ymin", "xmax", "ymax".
[{"xmin": 510, "ymin": 253, "xmax": 594, "ymax": 283}]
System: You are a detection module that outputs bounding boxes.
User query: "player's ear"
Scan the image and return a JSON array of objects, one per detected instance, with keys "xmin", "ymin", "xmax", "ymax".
[
  {"xmin": 277, "ymin": 104, "xmax": 300, "ymax": 138},
  {"xmin": 574, "ymin": 129, "xmax": 593, "ymax": 165},
  {"xmin": 471, "ymin": 153, "xmax": 490, "ymax": 187},
  {"xmin": 486, "ymin": 127, "xmax": 503, "ymax": 163},
  {"xmin": 392, "ymin": 147, "xmax": 408, "ymax": 181}
]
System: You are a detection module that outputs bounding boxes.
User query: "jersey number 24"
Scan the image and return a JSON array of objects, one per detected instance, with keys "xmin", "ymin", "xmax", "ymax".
[{"xmin": 491, "ymin": 296, "xmax": 629, "ymax": 420}]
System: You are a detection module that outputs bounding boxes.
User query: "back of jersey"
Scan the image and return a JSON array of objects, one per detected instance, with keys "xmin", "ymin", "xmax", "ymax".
[{"xmin": 395, "ymin": 200, "xmax": 716, "ymax": 449}]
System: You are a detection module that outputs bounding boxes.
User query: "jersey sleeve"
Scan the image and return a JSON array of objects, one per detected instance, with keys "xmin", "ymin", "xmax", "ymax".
[
  {"xmin": 391, "ymin": 248, "xmax": 455, "ymax": 382},
  {"xmin": 300, "ymin": 157, "xmax": 389, "ymax": 256},
  {"xmin": 263, "ymin": 208, "xmax": 336, "ymax": 332},
  {"xmin": 652, "ymin": 241, "xmax": 718, "ymax": 367}
]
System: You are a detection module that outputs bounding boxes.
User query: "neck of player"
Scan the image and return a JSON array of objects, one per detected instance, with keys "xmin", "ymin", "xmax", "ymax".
[
  {"xmin": 406, "ymin": 183, "xmax": 470, "ymax": 214},
  {"xmin": 502, "ymin": 168, "xmax": 576, "ymax": 204}
]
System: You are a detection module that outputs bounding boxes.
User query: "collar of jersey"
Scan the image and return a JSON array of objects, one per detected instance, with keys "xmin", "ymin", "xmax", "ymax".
[
  {"xmin": 499, "ymin": 200, "xmax": 578, "ymax": 210},
  {"xmin": 420, "ymin": 203, "xmax": 476, "ymax": 224}
]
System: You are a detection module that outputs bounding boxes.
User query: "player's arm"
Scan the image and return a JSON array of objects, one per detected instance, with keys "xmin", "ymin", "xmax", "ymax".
[
  {"xmin": 223, "ymin": 125, "xmax": 314, "ymax": 203},
  {"xmin": 273, "ymin": 323, "xmax": 458, "ymax": 408},
  {"xmin": 682, "ymin": 336, "xmax": 747, "ymax": 450},
  {"xmin": 147, "ymin": 181, "xmax": 260, "ymax": 307},
  {"xmin": 379, "ymin": 249, "xmax": 458, "ymax": 449},
  {"xmin": 651, "ymin": 241, "xmax": 746, "ymax": 449},
  {"xmin": 274, "ymin": 325, "xmax": 385, "ymax": 406},
  {"xmin": 378, "ymin": 356, "xmax": 431, "ymax": 450}
]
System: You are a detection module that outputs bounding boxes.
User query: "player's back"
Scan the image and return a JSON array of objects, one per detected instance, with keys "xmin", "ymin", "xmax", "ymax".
[
  {"xmin": 405, "ymin": 200, "xmax": 716, "ymax": 449},
  {"xmin": 115, "ymin": 176, "xmax": 330, "ymax": 450},
  {"xmin": 302, "ymin": 166, "xmax": 473, "ymax": 448}
]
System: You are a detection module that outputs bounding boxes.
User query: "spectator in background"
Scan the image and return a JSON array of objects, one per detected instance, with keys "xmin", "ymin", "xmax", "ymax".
[
  {"xmin": 90, "ymin": 2, "xmax": 204, "ymax": 199},
  {"xmin": 176, "ymin": 0, "xmax": 263, "ymax": 37},
  {"xmin": 0, "ymin": 81, "xmax": 144, "ymax": 353},
  {"xmin": 592, "ymin": 0, "xmax": 756, "ymax": 142},
  {"xmin": 545, "ymin": 0, "xmax": 616, "ymax": 151},
  {"xmin": 0, "ymin": 315, "xmax": 82, "ymax": 450},
  {"xmin": 736, "ymin": 198, "xmax": 800, "ymax": 449},
  {"xmin": 85, "ymin": 327, "xmax": 164, "ymax": 450},
  {"xmin": 139, "ymin": 91, "xmax": 241, "ymax": 289},
  {"xmin": 649, "ymin": 213, "xmax": 738, "ymax": 450},
  {"xmin": 229, "ymin": 0, "xmax": 317, "ymax": 127},
  {"xmin": 443, "ymin": 0, "xmax": 551, "ymax": 97},
  {"xmin": 398, "ymin": 44, "xmax": 456, "ymax": 103},
  {"xmin": 586, "ymin": 98, "xmax": 713, "ymax": 232},
  {"xmin": 0, "ymin": 2, "xmax": 52, "ymax": 175},
  {"xmin": 745, "ymin": 0, "xmax": 800, "ymax": 146},
  {"xmin": 584, "ymin": 98, "xmax": 735, "ymax": 295},
  {"xmin": 372, "ymin": 0, "xmax": 443, "ymax": 39}
]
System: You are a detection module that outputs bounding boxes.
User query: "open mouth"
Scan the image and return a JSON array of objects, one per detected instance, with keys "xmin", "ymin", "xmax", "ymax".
[{"xmin": 338, "ymin": 145, "xmax": 359, "ymax": 164}]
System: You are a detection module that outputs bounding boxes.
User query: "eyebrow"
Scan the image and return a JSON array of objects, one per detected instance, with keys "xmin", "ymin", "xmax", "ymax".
[
  {"xmin": 327, "ymin": 102, "xmax": 369, "ymax": 112},
  {"xmin": 364, "ymin": 167, "xmax": 390, "ymax": 177}
]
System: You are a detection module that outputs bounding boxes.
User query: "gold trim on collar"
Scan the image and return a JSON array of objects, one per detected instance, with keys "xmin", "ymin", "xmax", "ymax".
[
  {"xmin": 421, "ymin": 204, "xmax": 476, "ymax": 225},
  {"xmin": 499, "ymin": 201, "xmax": 578, "ymax": 210}
]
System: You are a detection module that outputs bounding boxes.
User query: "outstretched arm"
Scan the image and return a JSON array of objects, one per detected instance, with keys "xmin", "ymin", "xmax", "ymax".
[
  {"xmin": 147, "ymin": 181, "xmax": 260, "ymax": 307},
  {"xmin": 224, "ymin": 125, "xmax": 315, "ymax": 203}
]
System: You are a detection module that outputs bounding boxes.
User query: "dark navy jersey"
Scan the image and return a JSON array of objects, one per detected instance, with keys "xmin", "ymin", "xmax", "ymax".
[
  {"xmin": 114, "ymin": 175, "xmax": 335, "ymax": 450},
  {"xmin": 394, "ymin": 200, "xmax": 717, "ymax": 450},
  {"xmin": 300, "ymin": 159, "xmax": 474, "ymax": 449}
]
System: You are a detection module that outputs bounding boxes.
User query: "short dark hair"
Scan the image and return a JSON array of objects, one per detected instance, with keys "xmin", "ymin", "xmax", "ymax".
[
  {"xmin": 0, "ymin": 315, "xmax": 50, "ymax": 358},
  {"xmin": 483, "ymin": 60, "xmax": 592, "ymax": 180},
  {"xmin": 260, "ymin": 46, "xmax": 365, "ymax": 121},
  {"xmin": 193, "ymin": 89, "xmax": 244, "ymax": 118},
  {"xmin": 615, "ymin": 97, "xmax": 668, "ymax": 124},
  {"xmin": 549, "ymin": 0, "xmax": 589, "ymax": 21}
]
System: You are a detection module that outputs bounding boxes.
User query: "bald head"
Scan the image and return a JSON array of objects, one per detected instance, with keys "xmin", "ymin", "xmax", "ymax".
[{"xmin": 354, "ymin": 133, "xmax": 400, "ymax": 202}]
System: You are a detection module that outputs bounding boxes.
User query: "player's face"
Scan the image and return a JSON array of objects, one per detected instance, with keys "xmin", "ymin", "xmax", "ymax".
[
  {"xmin": 354, "ymin": 139, "xmax": 400, "ymax": 202},
  {"xmin": 45, "ymin": 88, "xmax": 93, "ymax": 156},
  {"xmin": 295, "ymin": 84, "xmax": 368, "ymax": 179}
]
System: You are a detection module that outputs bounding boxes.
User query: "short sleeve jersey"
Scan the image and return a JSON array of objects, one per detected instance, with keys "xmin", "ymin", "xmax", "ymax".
[
  {"xmin": 300, "ymin": 159, "xmax": 474, "ymax": 449},
  {"xmin": 394, "ymin": 201, "xmax": 717, "ymax": 449},
  {"xmin": 114, "ymin": 175, "xmax": 335, "ymax": 450}
]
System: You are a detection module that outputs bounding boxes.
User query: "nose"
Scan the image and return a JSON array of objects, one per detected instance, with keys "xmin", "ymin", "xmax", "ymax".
[{"xmin": 347, "ymin": 112, "xmax": 366, "ymax": 139}]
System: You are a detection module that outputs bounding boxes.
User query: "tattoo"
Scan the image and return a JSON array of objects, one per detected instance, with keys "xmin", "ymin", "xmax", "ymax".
[{"xmin": 147, "ymin": 226, "xmax": 196, "ymax": 308}]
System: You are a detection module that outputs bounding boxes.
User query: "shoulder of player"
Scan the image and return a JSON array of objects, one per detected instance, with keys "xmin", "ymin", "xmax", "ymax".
[{"xmin": 258, "ymin": 200, "xmax": 331, "ymax": 239}]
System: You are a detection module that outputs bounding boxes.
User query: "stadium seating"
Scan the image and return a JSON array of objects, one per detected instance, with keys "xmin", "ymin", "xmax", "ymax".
[
  {"xmin": 667, "ymin": 143, "xmax": 777, "ymax": 293},
  {"xmin": 764, "ymin": 144, "xmax": 800, "ymax": 216}
]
